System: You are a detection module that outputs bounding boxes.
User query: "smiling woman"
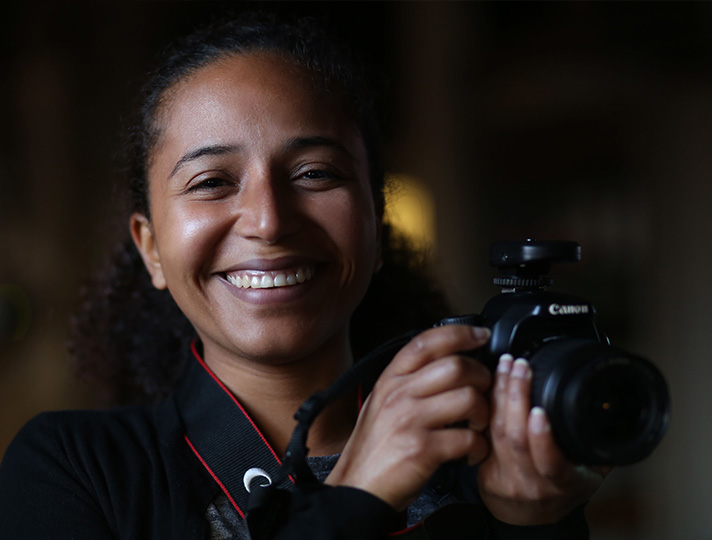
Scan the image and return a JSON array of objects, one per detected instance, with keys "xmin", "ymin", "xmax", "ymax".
[
  {"xmin": 131, "ymin": 51, "xmax": 379, "ymax": 379},
  {"xmin": 0, "ymin": 11, "xmax": 606, "ymax": 540}
]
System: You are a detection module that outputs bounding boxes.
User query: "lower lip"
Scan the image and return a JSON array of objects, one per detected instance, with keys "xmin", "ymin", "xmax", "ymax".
[{"xmin": 218, "ymin": 273, "xmax": 318, "ymax": 305}]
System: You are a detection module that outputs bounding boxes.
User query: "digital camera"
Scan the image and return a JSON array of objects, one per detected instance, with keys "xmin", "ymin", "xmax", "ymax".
[{"xmin": 438, "ymin": 240, "xmax": 670, "ymax": 465}]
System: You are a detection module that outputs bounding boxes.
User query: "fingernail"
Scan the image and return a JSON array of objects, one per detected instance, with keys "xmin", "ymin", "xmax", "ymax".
[
  {"xmin": 497, "ymin": 354, "xmax": 514, "ymax": 374},
  {"xmin": 511, "ymin": 358, "xmax": 531, "ymax": 379},
  {"xmin": 472, "ymin": 327, "xmax": 491, "ymax": 341},
  {"xmin": 530, "ymin": 407, "xmax": 550, "ymax": 434}
]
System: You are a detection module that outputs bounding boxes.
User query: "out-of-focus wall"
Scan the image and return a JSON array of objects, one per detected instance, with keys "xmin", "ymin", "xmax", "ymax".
[
  {"xmin": 391, "ymin": 4, "xmax": 712, "ymax": 539},
  {"xmin": 0, "ymin": 2, "xmax": 171, "ymax": 454},
  {"xmin": 1, "ymin": 3, "xmax": 709, "ymax": 539}
]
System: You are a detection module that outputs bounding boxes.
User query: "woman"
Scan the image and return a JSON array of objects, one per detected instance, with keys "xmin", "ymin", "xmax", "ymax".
[{"xmin": 0, "ymin": 13, "xmax": 606, "ymax": 539}]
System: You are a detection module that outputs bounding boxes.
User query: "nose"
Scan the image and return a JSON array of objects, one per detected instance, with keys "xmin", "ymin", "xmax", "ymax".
[{"xmin": 234, "ymin": 171, "xmax": 299, "ymax": 244}]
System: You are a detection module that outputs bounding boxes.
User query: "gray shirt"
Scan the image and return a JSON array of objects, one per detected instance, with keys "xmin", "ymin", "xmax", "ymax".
[{"xmin": 207, "ymin": 454, "xmax": 442, "ymax": 539}]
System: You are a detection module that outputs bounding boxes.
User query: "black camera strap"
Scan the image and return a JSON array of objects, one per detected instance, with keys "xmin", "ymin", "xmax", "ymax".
[
  {"xmin": 178, "ymin": 335, "xmax": 485, "ymax": 540},
  {"xmin": 244, "ymin": 331, "xmax": 421, "ymax": 538},
  {"xmin": 176, "ymin": 334, "xmax": 418, "ymax": 526},
  {"xmin": 262, "ymin": 331, "xmax": 421, "ymax": 492},
  {"xmin": 177, "ymin": 343, "xmax": 295, "ymax": 520}
]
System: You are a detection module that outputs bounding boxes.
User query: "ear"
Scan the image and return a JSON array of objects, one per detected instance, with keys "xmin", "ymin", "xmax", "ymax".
[{"xmin": 129, "ymin": 213, "xmax": 167, "ymax": 290}]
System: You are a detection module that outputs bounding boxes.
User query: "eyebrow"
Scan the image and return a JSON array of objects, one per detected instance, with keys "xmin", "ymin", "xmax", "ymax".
[
  {"xmin": 169, "ymin": 144, "xmax": 241, "ymax": 179},
  {"xmin": 167, "ymin": 136, "xmax": 355, "ymax": 180},
  {"xmin": 282, "ymin": 136, "xmax": 354, "ymax": 159}
]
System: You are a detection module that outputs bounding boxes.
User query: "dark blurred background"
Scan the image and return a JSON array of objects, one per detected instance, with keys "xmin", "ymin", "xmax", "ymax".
[{"xmin": 1, "ymin": 2, "xmax": 710, "ymax": 539}]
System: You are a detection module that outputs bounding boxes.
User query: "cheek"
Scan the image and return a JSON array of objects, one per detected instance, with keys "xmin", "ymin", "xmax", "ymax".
[{"xmin": 154, "ymin": 205, "xmax": 227, "ymax": 281}]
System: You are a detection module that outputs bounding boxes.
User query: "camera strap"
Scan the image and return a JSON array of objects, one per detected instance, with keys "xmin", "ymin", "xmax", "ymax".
[
  {"xmin": 244, "ymin": 331, "xmax": 420, "ymax": 538},
  {"xmin": 245, "ymin": 330, "xmax": 489, "ymax": 540},
  {"xmin": 256, "ymin": 331, "xmax": 420, "ymax": 492},
  {"xmin": 179, "ymin": 334, "xmax": 485, "ymax": 539}
]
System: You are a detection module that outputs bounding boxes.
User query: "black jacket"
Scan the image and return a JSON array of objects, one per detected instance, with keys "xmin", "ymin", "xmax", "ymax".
[{"xmin": 0, "ymin": 347, "xmax": 589, "ymax": 539}]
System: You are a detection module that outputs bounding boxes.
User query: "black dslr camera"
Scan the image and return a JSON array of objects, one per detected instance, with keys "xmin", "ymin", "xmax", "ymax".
[{"xmin": 439, "ymin": 240, "xmax": 670, "ymax": 466}]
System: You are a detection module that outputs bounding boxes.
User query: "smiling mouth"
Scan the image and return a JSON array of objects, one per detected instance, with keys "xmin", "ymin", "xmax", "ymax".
[{"xmin": 225, "ymin": 266, "xmax": 315, "ymax": 289}]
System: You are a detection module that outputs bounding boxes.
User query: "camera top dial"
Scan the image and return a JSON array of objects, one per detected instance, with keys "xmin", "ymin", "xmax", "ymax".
[{"xmin": 490, "ymin": 239, "xmax": 581, "ymax": 290}]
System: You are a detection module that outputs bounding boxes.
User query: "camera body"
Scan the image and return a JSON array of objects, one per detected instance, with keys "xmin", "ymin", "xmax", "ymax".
[{"xmin": 438, "ymin": 240, "xmax": 670, "ymax": 465}]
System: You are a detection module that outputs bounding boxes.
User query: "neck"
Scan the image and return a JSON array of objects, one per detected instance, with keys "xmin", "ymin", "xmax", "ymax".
[{"xmin": 201, "ymin": 338, "xmax": 357, "ymax": 457}]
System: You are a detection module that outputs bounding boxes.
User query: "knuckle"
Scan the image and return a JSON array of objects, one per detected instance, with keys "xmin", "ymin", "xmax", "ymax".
[
  {"xmin": 438, "ymin": 356, "xmax": 468, "ymax": 383},
  {"xmin": 372, "ymin": 373, "xmax": 407, "ymax": 402},
  {"xmin": 399, "ymin": 432, "xmax": 430, "ymax": 462},
  {"xmin": 380, "ymin": 386, "xmax": 410, "ymax": 413},
  {"xmin": 507, "ymin": 428, "xmax": 529, "ymax": 453},
  {"xmin": 507, "ymin": 380, "xmax": 527, "ymax": 402},
  {"xmin": 490, "ymin": 414, "xmax": 507, "ymax": 437},
  {"xmin": 447, "ymin": 356, "xmax": 490, "ymax": 387},
  {"xmin": 409, "ymin": 335, "xmax": 428, "ymax": 353},
  {"xmin": 459, "ymin": 386, "xmax": 480, "ymax": 409}
]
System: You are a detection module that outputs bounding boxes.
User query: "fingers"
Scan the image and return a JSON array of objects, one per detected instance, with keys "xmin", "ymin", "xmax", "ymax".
[
  {"xmin": 375, "ymin": 324, "xmax": 492, "ymax": 424},
  {"xmin": 480, "ymin": 354, "xmax": 612, "ymax": 525},
  {"xmin": 327, "ymin": 325, "xmax": 494, "ymax": 510},
  {"xmin": 420, "ymin": 385, "xmax": 490, "ymax": 431},
  {"xmin": 429, "ymin": 425, "xmax": 490, "ymax": 466},
  {"xmin": 527, "ymin": 407, "xmax": 568, "ymax": 478},
  {"xmin": 372, "ymin": 324, "xmax": 492, "ymax": 432},
  {"xmin": 492, "ymin": 355, "xmax": 598, "ymax": 482},
  {"xmin": 491, "ymin": 354, "xmax": 532, "ymax": 454},
  {"xmin": 387, "ymin": 325, "xmax": 491, "ymax": 376},
  {"xmin": 528, "ymin": 408, "xmax": 612, "ymax": 484},
  {"xmin": 402, "ymin": 354, "xmax": 492, "ymax": 397}
]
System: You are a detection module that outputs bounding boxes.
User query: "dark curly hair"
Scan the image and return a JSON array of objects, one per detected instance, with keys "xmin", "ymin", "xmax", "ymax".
[{"xmin": 69, "ymin": 12, "xmax": 450, "ymax": 407}]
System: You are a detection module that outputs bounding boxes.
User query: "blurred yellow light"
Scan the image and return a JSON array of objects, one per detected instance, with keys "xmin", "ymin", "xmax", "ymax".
[{"xmin": 384, "ymin": 174, "xmax": 436, "ymax": 254}]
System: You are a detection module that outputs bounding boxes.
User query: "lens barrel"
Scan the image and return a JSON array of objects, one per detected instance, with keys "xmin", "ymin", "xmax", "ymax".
[{"xmin": 529, "ymin": 339, "xmax": 670, "ymax": 465}]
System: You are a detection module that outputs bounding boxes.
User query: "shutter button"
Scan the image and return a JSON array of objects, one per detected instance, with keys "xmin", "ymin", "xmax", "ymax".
[{"xmin": 243, "ymin": 468, "xmax": 272, "ymax": 492}]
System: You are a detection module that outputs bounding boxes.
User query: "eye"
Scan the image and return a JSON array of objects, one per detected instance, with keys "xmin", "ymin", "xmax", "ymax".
[
  {"xmin": 185, "ymin": 175, "xmax": 236, "ymax": 197},
  {"xmin": 297, "ymin": 169, "xmax": 333, "ymax": 180},
  {"xmin": 181, "ymin": 173, "xmax": 238, "ymax": 201},
  {"xmin": 293, "ymin": 167, "xmax": 341, "ymax": 190},
  {"xmin": 189, "ymin": 177, "xmax": 229, "ymax": 190},
  {"xmin": 299, "ymin": 169, "xmax": 330, "ymax": 180}
]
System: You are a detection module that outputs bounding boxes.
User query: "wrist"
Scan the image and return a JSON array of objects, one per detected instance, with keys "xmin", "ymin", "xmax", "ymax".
[
  {"xmin": 487, "ymin": 504, "xmax": 590, "ymax": 539},
  {"xmin": 481, "ymin": 492, "xmax": 587, "ymax": 526}
]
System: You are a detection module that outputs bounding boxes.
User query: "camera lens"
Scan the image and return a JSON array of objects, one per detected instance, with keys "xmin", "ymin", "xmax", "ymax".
[
  {"xmin": 581, "ymin": 367, "xmax": 647, "ymax": 443},
  {"xmin": 530, "ymin": 339, "xmax": 670, "ymax": 465}
]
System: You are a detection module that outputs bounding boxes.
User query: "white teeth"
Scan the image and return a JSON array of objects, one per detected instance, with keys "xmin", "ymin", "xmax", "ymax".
[{"xmin": 226, "ymin": 266, "xmax": 315, "ymax": 289}]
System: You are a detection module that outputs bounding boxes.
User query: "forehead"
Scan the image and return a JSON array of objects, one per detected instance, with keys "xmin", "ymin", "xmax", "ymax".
[
  {"xmin": 167, "ymin": 52, "xmax": 320, "ymax": 110},
  {"xmin": 151, "ymin": 52, "xmax": 357, "ymax": 158}
]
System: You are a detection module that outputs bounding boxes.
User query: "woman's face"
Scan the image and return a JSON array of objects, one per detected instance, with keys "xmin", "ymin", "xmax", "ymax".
[{"xmin": 132, "ymin": 53, "xmax": 381, "ymax": 368}]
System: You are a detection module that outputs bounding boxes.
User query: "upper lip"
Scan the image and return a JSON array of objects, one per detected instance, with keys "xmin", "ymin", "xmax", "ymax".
[{"xmin": 219, "ymin": 255, "xmax": 321, "ymax": 273}]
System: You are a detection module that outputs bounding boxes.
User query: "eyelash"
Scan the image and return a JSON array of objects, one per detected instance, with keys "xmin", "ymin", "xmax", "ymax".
[
  {"xmin": 184, "ymin": 166, "xmax": 343, "ymax": 195},
  {"xmin": 186, "ymin": 177, "xmax": 233, "ymax": 193},
  {"xmin": 294, "ymin": 167, "xmax": 341, "ymax": 185}
]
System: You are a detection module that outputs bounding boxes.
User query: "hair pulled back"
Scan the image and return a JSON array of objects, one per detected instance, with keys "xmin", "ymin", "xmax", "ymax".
[{"xmin": 70, "ymin": 12, "xmax": 449, "ymax": 406}]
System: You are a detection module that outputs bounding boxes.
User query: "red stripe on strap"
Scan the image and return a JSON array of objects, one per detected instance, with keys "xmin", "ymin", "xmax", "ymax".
[
  {"xmin": 190, "ymin": 342, "xmax": 284, "ymax": 467},
  {"xmin": 184, "ymin": 434, "xmax": 245, "ymax": 519}
]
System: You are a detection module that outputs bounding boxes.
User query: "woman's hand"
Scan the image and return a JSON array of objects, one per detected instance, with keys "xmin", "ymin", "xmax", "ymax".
[
  {"xmin": 326, "ymin": 325, "xmax": 493, "ymax": 511},
  {"xmin": 477, "ymin": 354, "xmax": 611, "ymax": 525}
]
